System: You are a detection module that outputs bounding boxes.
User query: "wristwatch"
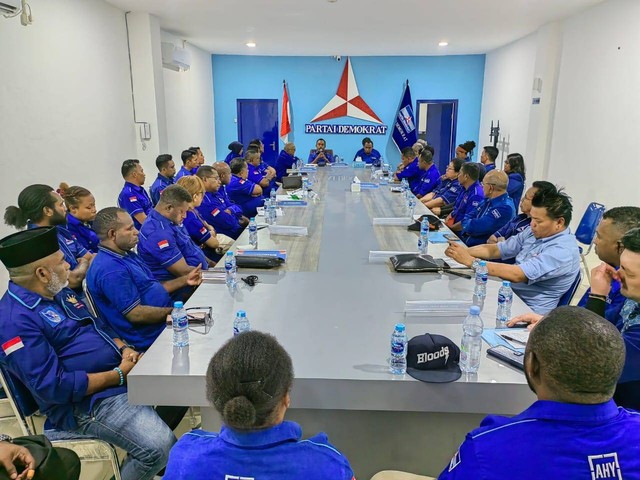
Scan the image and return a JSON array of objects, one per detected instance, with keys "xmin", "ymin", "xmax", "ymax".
[
  {"xmin": 119, "ymin": 343, "xmax": 134, "ymax": 354},
  {"xmin": 0, "ymin": 434, "xmax": 12, "ymax": 443}
]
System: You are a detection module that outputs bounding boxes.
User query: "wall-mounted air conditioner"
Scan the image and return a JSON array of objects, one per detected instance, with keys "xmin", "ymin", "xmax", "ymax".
[
  {"xmin": 161, "ymin": 42, "xmax": 191, "ymax": 72},
  {"xmin": 0, "ymin": 0, "xmax": 20, "ymax": 15}
]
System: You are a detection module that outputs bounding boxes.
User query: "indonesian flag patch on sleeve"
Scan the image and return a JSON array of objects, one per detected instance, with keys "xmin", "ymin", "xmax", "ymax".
[
  {"xmin": 212, "ymin": 208, "xmax": 220, "ymax": 217},
  {"xmin": 129, "ymin": 196, "xmax": 138, "ymax": 202},
  {"xmin": 157, "ymin": 239, "xmax": 170, "ymax": 249},
  {"xmin": 2, "ymin": 336, "xmax": 24, "ymax": 356},
  {"xmin": 199, "ymin": 226, "xmax": 207, "ymax": 234}
]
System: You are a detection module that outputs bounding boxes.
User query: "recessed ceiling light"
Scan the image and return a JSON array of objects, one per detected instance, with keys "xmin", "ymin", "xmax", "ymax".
[
  {"xmin": 246, "ymin": 42, "xmax": 256, "ymax": 48},
  {"xmin": 439, "ymin": 41, "xmax": 449, "ymax": 47}
]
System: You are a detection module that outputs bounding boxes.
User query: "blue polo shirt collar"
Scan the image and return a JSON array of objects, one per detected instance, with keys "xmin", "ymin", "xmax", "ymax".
[
  {"xmin": 97, "ymin": 245, "xmax": 128, "ymax": 259},
  {"xmin": 148, "ymin": 208, "xmax": 174, "ymax": 228},
  {"xmin": 487, "ymin": 192, "xmax": 510, "ymax": 206},
  {"xmin": 519, "ymin": 400, "xmax": 619, "ymax": 423},
  {"xmin": 535, "ymin": 227, "xmax": 571, "ymax": 244},
  {"xmin": 219, "ymin": 420, "xmax": 302, "ymax": 448},
  {"xmin": 7, "ymin": 281, "xmax": 43, "ymax": 310},
  {"xmin": 65, "ymin": 214, "xmax": 84, "ymax": 229},
  {"xmin": 125, "ymin": 181, "xmax": 144, "ymax": 193}
]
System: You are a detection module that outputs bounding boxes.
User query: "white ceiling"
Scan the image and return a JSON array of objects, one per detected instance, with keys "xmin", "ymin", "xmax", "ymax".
[{"xmin": 105, "ymin": 0, "xmax": 605, "ymax": 56}]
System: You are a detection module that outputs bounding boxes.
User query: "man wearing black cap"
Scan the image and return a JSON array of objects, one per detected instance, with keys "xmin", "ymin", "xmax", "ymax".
[
  {"xmin": 374, "ymin": 307, "xmax": 640, "ymax": 480},
  {"xmin": 0, "ymin": 227, "xmax": 175, "ymax": 480}
]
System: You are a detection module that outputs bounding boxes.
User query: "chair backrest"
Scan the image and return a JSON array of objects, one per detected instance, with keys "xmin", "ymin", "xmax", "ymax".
[
  {"xmin": 575, "ymin": 202, "xmax": 606, "ymax": 245},
  {"xmin": 558, "ymin": 272, "xmax": 582, "ymax": 306},
  {"xmin": 82, "ymin": 279, "xmax": 99, "ymax": 318},
  {"xmin": 0, "ymin": 364, "xmax": 39, "ymax": 435}
]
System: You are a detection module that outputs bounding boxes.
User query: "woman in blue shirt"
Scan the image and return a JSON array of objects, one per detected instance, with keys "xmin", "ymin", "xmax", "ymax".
[
  {"xmin": 504, "ymin": 153, "xmax": 526, "ymax": 208},
  {"xmin": 225, "ymin": 141, "xmax": 244, "ymax": 164},
  {"xmin": 455, "ymin": 140, "xmax": 476, "ymax": 161},
  {"xmin": 58, "ymin": 183, "xmax": 99, "ymax": 253},
  {"xmin": 165, "ymin": 331, "xmax": 355, "ymax": 480}
]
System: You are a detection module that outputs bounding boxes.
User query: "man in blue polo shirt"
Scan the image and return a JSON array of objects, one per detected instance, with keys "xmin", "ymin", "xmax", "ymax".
[
  {"xmin": 446, "ymin": 188, "xmax": 580, "ymax": 314},
  {"xmin": 175, "ymin": 149, "xmax": 198, "ymax": 181},
  {"xmin": 138, "ymin": 185, "xmax": 210, "ymax": 282},
  {"xmin": 307, "ymin": 138, "xmax": 334, "ymax": 165},
  {"xmin": 443, "ymin": 162, "xmax": 484, "ymax": 228},
  {"xmin": 197, "ymin": 165, "xmax": 248, "ymax": 239},
  {"xmin": 246, "ymin": 150, "xmax": 277, "ymax": 198},
  {"xmin": 0, "ymin": 226, "xmax": 175, "ymax": 480},
  {"xmin": 394, "ymin": 147, "xmax": 422, "ymax": 192},
  {"xmin": 149, "ymin": 154, "xmax": 176, "ymax": 206},
  {"xmin": 275, "ymin": 142, "xmax": 300, "ymax": 182},
  {"xmin": 414, "ymin": 149, "xmax": 441, "ymax": 198},
  {"xmin": 353, "ymin": 137, "xmax": 381, "ymax": 165},
  {"xmin": 4, "ymin": 184, "xmax": 93, "ymax": 294},
  {"xmin": 86, "ymin": 207, "xmax": 203, "ymax": 351},
  {"xmin": 376, "ymin": 307, "xmax": 640, "ymax": 480},
  {"xmin": 117, "ymin": 159, "xmax": 152, "ymax": 231},
  {"xmin": 226, "ymin": 158, "xmax": 264, "ymax": 218},
  {"xmin": 480, "ymin": 145, "xmax": 498, "ymax": 173},
  {"xmin": 457, "ymin": 170, "xmax": 515, "ymax": 247}
]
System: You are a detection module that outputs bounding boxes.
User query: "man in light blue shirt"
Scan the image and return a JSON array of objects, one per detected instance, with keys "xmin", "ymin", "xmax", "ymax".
[{"xmin": 445, "ymin": 188, "xmax": 580, "ymax": 314}]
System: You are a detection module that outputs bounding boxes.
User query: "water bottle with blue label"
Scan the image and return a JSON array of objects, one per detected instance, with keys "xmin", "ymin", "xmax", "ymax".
[
  {"xmin": 474, "ymin": 260, "xmax": 488, "ymax": 298},
  {"xmin": 270, "ymin": 188, "xmax": 276, "ymax": 203},
  {"xmin": 225, "ymin": 251, "xmax": 237, "ymax": 287},
  {"xmin": 389, "ymin": 323, "xmax": 408, "ymax": 375},
  {"xmin": 267, "ymin": 199, "xmax": 277, "ymax": 225},
  {"xmin": 460, "ymin": 306, "xmax": 484, "ymax": 373},
  {"xmin": 496, "ymin": 281, "xmax": 513, "ymax": 327},
  {"xmin": 248, "ymin": 217, "xmax": 258, "ymax": 248},
  {"xmin": 233, "ymin": 310, "xmax": 251, "ymax": 336},
  {"xmin": 172, "ymin": 301, "xmax": 189, "ymax": 347},
  {"xmin": 418, "ymin": 217, "xmax": 429, "ymax": 254}
]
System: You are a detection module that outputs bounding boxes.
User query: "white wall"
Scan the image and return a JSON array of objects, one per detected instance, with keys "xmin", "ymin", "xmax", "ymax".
[
  {"xmin": 548, "ymin": 0, "xmax": 640, "ymax": 222},
  {"xmin": 479, "ymin": 32, "xmax": 538, "ymax": 168},
  {"xmin": 162, "ymin": 31, "xmax": 216, "ymax": 162}
]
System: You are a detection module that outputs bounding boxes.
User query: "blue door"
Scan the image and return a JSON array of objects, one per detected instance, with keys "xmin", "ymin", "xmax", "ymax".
[
  {"xmin": 416, "ymin": 100, "xmax": 458, "ymax": 174},
  {"xmin": 237, "ymin": 99, "xmax": 279, "ymax": 167}
]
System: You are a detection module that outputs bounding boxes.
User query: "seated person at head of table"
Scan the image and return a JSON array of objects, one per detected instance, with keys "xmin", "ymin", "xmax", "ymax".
[
  {"xmin": 442, "ymin": 162, "xmax": 484, "ymax": 227},
  {"xmin": 353, "ymin": 137, "xmax": 381, "ymax": 165},
  {"xmin": 137, "ymin": 184, "xmax": 211, "ymax": 283},
  {"xmin": 245, "ymin": 149, "xmax": 277, "ymax": 198},
  {"xmin": 0, "ymin": 227, "xmax": 176, "ymax": 480},
  {"xmin": 413, "ymin": 148, "xmax": 441, "ymax": 198},
  {"xmin": 175, "ymin": 149, "xmax": 198, "ymax": 181},
  {"xmin": 87, "ymin": 207, "xmax": 203, "ymax": 351},
  {"xmin": 197, "ymin": 165, "xmax": 248, "ymax": 240},
  {"xmin": 421, "ymin": 158, "xmax": 464, "ymax": 209},
  {"xmin": 176, "ymin": 175, "xmax": 224, "ymax": 261},
  {"xmin": 149, "ymin": 154, "xmax": 176, "ymax": 206},
  {"xmin": 189, "ymin": 146, "xmax": 206, "ymax": 175},
  {"xmin": 58, "ymin": 183, "xmax": 99, "ymax": 254},
  {"xmin": 455, "ymin": 140, "xmax": 476, "ymax": 162},
  {"xmin": 488, "ymin": 181, "xmax": 557, "ymax": 245},
  {"xmin": 4, "ymin": 184, "xmax": 93, "ymax": 295},
  {"xmin": 225, "ymin": 141, "xmax": 244, "ymax": 165},
  {"xmin": 164, "ymin": 331, "xmax": 355, "ymax": 480},
  {"xmin": 508, "ymin": 210, "xmax": 640, "ymax": 410},
  {"xmin": 117, "ymin": 159, "xmax": 153, "ymax": 232},
  {"xmin": 445, "ymin": 188, "xmax": 580, "ymax": 315},
  {"xmin": 275, "ymin": 142, "xmax": 299, "ymax": 182},
  {"xmin": 307, "ymin": 138, "xmax": 334, "ymax": 165},
  {"xmin": 455, "ymin": 170, "xmax": 515, "ymax": 247},
  {"xmin": 394, "ymin": 147, "xmax": 422, "ymax": 192},
  {"xmin": 504, "ymin": 152, "xmax": 527, "ymax": 208},
  {"xmin": 430, "ymin": 306, "xmax": 640, "ymax": 479},
  {"xmin": 226, "ymin": 158, "xmax": 264, "ymax": 218}
]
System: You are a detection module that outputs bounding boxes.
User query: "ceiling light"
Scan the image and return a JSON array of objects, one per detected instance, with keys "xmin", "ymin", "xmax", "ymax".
[
  {"xmin": 438, "ymin": 41, "xmax": 449, "ymax": 47},
  {"xmin": 246, "ymin": 42, "xmax": 256, "ymax": 48}
]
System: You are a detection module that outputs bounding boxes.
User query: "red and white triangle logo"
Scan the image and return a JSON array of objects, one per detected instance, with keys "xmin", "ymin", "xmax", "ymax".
[{"xmin": 311, "ymin": 58, "xmax": 383, "ymax": 124}]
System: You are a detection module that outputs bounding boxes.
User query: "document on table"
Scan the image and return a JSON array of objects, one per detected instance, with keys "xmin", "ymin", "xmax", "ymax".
[{"xmin": 482, "ymin": 328, "xmax": 526, "ymax": 352}]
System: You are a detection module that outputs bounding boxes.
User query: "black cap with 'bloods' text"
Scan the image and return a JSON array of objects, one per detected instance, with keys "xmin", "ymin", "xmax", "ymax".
[{"xmin": 406, "ymin": 333, "xmax": 462, "ymax": 383}]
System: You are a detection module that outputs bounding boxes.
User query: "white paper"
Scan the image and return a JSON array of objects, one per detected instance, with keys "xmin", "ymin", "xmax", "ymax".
[
  {"xmin": 257, "ymin": 206, "xmax": 284, "ymax": 217},
  {"xmin": 353, "ymin": 176, "xmax": 361, "ymax": 184},
  {"xmin": 372, "ymin": 217, "xmax": 413, "ymax": 225},
  {"xmin": 404, "ymin": 300, "xmax": 473, "ymax": 317},
  {"xmin": 268, "ymin": 225, "xmax": 308, "ymax": 236}
]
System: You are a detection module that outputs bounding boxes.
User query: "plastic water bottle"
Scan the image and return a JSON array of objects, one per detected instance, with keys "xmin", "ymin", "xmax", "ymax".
[
  {"xmin": 171, "ymin": 301, "xmax": 189, "ymax": 347},
  {"xmin": 270, "ymin": 188, "xmax": 276, "ymax": 204},
  {"xmin": 268, "ymin": 199, "xmax": 277, "ymax": 225},
  {"xmin": 248, "ymin": 217, "xmax": 258, "ymax": 248},
  {"xmin": 418, "ymin": 217, "xmax": 429, "ymax": 254},
  {"xmin": 474, "ymin": 260, "xmax": 488, "ymax": 298},
  {"xmin": 496, "ymin": 281, "xmax": 514, "ymax": 327},
  {"xmin": 389, "ymin": 323, "xmax": 408, "ymax": 374},
  {"xmin": 233, "ymin": 310, "xmax": 251, "ymax": 336},
  {"xmin": 225, "ymin": 251, "xmax": 237, "ymax": 287},
  {"xmin": 460, "ymin": 306, "xmax": 484, "ymax": 373}
]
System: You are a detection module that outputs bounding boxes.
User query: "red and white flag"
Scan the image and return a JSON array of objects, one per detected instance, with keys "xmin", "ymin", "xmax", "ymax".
[
  {"xmin": 280, "ymin": 80, "xmax": 292, "ymax": 143},
  {"xmin": 2, "ymin": 336, "xmax": 24, "ymax": 356}
]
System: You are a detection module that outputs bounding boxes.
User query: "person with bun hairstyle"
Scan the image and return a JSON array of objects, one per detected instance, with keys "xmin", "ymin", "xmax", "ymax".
[
  {"xmin": 58, "ymin": 183, "xmax": 99, "ymax": 253},
  {"xmin": 164, "ymin": 331, "xmax": 355, "ymax": 480},
  {"xmin": 455, "ymin": 140, "xmax": 476, "ymax": 161}
]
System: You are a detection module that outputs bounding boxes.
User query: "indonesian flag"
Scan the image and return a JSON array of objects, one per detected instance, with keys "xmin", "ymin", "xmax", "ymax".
[
  {"xmin": 2, "ymin": 336, "xmax": 24, "ymax": 356},
  {"xmin": 280, "ymin": 80, "xmax": 291, "ymax": 143},
  {"xmin": 157, "ymin": 239, "xmax": 169, "ymax": 249}
]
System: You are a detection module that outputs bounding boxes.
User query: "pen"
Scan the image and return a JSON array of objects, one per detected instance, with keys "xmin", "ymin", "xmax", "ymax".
[{"xmin": 500, "ymin": 334, "xmax": 527, "ymax": 346}]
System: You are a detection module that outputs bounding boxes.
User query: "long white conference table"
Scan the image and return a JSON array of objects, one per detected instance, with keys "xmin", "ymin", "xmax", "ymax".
[{"xmin": 128, "ymin": 166, "xmax": 536, "ymax": 478}]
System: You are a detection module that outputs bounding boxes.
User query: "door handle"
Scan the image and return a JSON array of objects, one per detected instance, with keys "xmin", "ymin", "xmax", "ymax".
[{"xmin": 270, "ymin": 142, "xmax": 276, "ymax": 150}]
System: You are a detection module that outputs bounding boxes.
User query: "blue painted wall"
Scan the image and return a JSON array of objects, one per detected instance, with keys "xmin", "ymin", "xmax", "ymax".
[{"xmin": 212, "ymin": 55, "xmax": 485, "ymax": 167}]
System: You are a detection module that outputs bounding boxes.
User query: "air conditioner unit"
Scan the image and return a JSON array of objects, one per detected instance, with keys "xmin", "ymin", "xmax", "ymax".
[
  {"xmin": 161, "ymin": 42, "xmax": 191, "ymax": 72},
  {"xmin": 0, "ymin": 0, "xmax": 20, "ymax": 15}
]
